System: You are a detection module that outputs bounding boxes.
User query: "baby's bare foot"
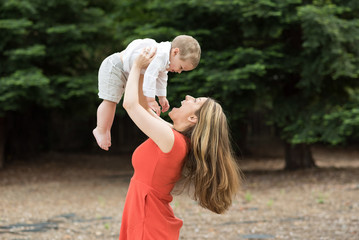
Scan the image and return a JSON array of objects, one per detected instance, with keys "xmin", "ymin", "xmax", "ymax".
[
  {"xmin": 107, "ymin": 132, "xmax": 111, "ymax": 147},
  {"xmin": 93, "ymin": 127, "xmax": 110, "ymax": 151}
]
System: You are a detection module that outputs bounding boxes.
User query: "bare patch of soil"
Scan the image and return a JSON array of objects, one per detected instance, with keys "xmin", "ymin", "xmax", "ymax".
[{"xmin": 0, "ymin": 147, "xmax": 358, "ymax": 240}]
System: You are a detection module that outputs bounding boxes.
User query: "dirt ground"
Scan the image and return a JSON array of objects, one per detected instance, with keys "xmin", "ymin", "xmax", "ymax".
[{"xmin": 0, "ymin": 146, "xmax": 358, "ymax": 240}]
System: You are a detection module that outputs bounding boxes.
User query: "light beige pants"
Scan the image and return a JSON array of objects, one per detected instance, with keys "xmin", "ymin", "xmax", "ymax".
[{"xmin": 98, "ymin": 53, "xmax": 128, "ymax": 103}]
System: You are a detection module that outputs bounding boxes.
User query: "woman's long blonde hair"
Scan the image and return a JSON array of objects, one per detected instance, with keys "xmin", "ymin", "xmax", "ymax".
[{"xmin": 180, "ymin": 98, "xmax": 242, "ymax": 214}]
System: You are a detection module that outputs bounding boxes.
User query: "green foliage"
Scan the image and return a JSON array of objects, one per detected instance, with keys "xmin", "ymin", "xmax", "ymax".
[
  {"xmin": 245, "ymin": 192, "xmax": 253, "ymax": 203},
  {"xmin": 0, "ymin": 0, "xmax": 119, "ymax": 116},
  {"xmin": 269, "ymin": 1, "xmax": 359, "ymax": 145},
  {"xmin": 0, "ymin": 68, "xmax": 53, "ymax": 112},
  {"xmin": 267, "ymin": 199, "xmax": 274, "ymax": 207},
  {"xmin": 1, "ymin": 0, "xmax": 359, "ymax": 148},
  {"xmin": 320, "ymin": 88, "xmax": 359, "ymax": 144},
  {"xmin": 298, "ymin": 4, "xmax": 359, "ymax": 87},
  {"xmin": 104, "ymin": 223, "xmax": 110, "ymax": 230},
  {"xmin": 315, "ymin": 192, "xmax": 327, "ymax": 204}
]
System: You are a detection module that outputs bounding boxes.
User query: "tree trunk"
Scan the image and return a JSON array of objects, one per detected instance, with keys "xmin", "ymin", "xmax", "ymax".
[
  {"xmin": 0, "ymin": 117, "xmax": 5, "ymax": 168},
  {"xmin": 284, "ymin": 143, "xmax": 316, "ymax": 170}
]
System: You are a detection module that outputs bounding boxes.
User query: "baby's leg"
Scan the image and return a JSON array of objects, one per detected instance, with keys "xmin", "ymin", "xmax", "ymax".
[{"xmin": 93, "ymin": 100, "xmax": 116, "ymax": 151}]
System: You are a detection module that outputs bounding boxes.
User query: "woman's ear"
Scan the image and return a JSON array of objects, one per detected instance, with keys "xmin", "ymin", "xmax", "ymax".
[{"xmin": 187, "ymin": 115, "xmax": 198, "ymax": 124}]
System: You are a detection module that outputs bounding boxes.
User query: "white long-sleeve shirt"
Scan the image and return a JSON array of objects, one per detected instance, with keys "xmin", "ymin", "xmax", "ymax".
[{"xmin": 122, "ymin": 39, "xmax": 171, "ymax": 98}]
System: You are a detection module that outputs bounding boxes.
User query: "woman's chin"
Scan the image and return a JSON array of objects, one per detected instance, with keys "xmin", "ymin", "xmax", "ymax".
[{"xmin": 168, "ymin": 108, "xmax": 176, "ymax": 117}]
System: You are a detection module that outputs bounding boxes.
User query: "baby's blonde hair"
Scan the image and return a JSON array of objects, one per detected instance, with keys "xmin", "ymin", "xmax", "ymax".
[{"xmin": 172, "ymin": 35, "xmax": 201, "ymax": 68}]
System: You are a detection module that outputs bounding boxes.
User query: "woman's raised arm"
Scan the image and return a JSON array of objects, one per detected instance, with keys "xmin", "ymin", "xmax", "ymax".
[{"xmin": 122, "ymin": 48, "xmax": 175, "ymax": 153}]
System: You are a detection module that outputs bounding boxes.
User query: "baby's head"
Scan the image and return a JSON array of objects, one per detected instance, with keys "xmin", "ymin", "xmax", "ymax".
[{"xmin": 168, "ymin": 35, "xmax": 201, "ymax": 74}]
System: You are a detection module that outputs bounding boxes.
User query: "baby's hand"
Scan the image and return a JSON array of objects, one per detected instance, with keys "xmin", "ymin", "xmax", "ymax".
[
  {"xmin": 158, "ymin": 96, "xmax": 170, "ymax": 113},
  {"xmin": 147, "ymin": 97, "xmax": 161, "ymax": 116}
]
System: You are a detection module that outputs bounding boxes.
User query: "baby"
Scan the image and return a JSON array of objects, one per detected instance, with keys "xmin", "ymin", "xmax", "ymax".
[{"xmin": 93, "ymin": 35, "xmax": 201, "ymax": 150}]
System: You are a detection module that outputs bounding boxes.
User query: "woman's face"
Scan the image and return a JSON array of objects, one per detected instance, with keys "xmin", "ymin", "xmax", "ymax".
[{"xmin": 169, "ymin": 95, "xmax": 207, "ymax": 123}]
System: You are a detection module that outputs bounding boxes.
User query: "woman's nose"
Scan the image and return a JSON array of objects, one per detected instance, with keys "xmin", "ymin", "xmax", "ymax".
[{"xmin": 186, "ymin": 95, "xmax": 193, "ymax": 100}]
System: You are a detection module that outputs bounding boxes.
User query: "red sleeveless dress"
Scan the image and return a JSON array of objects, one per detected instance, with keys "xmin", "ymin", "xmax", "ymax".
[{"xmin": 119, "ymin": 129, "xmax": 188, "ymax": 240}]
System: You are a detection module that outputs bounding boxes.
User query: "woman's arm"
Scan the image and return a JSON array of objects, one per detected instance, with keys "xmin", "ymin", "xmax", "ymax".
[
  {"xmin": 123, "ymin": 48, "xmax": 174, "ymax": 153},
  {"xmin": 138, "ymin": 74, "xmax": 173, "ymax": 128},
  {"xmin": 138, "ymin": 73, "xmax": 174, "ymax": 129}
]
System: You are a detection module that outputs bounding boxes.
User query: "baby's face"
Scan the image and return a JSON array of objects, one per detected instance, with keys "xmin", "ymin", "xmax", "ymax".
[{"xmin": 167, "ymin": 48, "xmax": 194, "ymax": 74}]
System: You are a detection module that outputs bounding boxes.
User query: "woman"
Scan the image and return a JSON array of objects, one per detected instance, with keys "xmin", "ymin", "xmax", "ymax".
[{"xmin": 120, "ymin": 48, "xmax": 241, "ymax": 240}]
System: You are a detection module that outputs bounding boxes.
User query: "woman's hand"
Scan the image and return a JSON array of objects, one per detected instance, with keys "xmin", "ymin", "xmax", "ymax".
[{"xmin": 134, "ymin": 47, "xmax": 157, "ymax": 69}]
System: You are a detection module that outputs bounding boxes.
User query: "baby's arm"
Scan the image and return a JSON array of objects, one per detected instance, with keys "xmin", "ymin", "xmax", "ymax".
[
  {"xmin": 158, "ymin": 96, "xmax": 169, "ymax": 113},
  {"xmin": 146, "ymin": 97, "xmax": 161, "ymax": 116},
  {"xmin": 156, "ymin": 71, "xmax": 170, "ymax": 112},
  {"xmin": 142, "ymin": 49, "xmax": 168, "ymax": 115},
  {"xmin": 138, "ymin": 74, "xmax": 161, "ymax": 115},
  {"xmin": 140, "ymin": 74, "xmax": 172, "ymax": 127}
]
